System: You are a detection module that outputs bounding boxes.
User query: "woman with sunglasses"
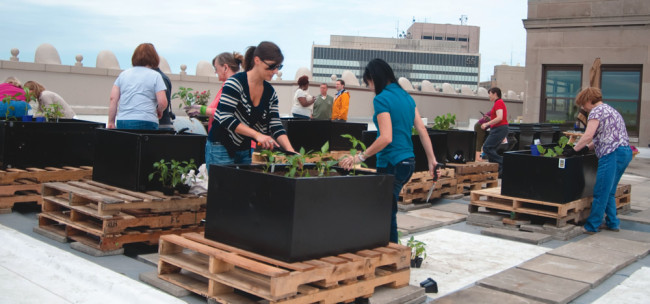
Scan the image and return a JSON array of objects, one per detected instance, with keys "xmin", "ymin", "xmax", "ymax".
[
  {"xmin": 208, "ymin": 41, "xmax": 296, "ymax": 166},
  {"xmin": 340, "ymin": 58, "xmax": 437, "ymax": 243}
]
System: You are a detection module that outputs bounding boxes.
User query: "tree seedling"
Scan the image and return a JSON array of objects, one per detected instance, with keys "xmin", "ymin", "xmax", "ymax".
[
  {"xmin": 537, "ymin": 136, "xmax": 573, "ymax": 157},
  {"xmin": 341, "ymin": 134, "xmax": 367, "ymax": 175},
  {"xmin": 148, "ymin": 158, "xmax": 197, "ymax": 190},
  {"xmin": 312, "ymin": 141, "xmax": 339, "ymax": 176},
  {"xmin": 407, "ymin": 236, "xmax": 427, "ymax": 267}
]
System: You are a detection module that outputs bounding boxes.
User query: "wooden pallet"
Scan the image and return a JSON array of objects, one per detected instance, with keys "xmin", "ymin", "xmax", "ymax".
[
  {"xmin": 0, "ymin": 179, "xmax": 43, "ymax": 210},
  {"xmin": 0, "ymin": 166, "xmax": 92, "ymax": 185},
  {"xmin": 456, "ymin": 180, "xmax": 499, "ymax": 195},
  {"xmin": 469, "ymin": 184, "xmax": 631, "ymax": 227},
  {"xmin": 399, "ymin": 177, "xmax": 457, "ymax": 204},
  {"xmin": 42, "ymin": 180, "xmax": 206, "ymax": 216},
  {"xmin": 445, "ymin": 162, "xmax": 499, "ymax": 175},
  {"xmin": 456, "ymin": 172, "xmax": 498, "ymax": 184},
  {"xmin": 158, "ymin": 233, "xmax": 410, "ymax": 304}
]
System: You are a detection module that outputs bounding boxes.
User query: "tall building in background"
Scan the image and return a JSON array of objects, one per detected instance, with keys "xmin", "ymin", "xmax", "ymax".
[{"xmin": 311, "ymin": 22, "xmax": 481, "ymax": 91}]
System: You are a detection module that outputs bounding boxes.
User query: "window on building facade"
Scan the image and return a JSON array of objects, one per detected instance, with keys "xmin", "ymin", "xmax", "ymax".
[
  {"xmin": 541, "ymin": 65, "xmax": 582, "ymax": 123},
  {"xmin": 600, "ymin": 65, "xmax": 642, "ymax": 136}
]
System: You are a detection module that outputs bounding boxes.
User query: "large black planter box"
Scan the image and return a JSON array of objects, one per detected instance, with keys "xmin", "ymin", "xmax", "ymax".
[
  {"xmin": 205, "ymin": 164, "xmax": 393, "ymax": 262},
  {"xmin": 501, "ymin": 150, "xmax": 598, "ymax": 203},
  {"xmin": 430, "ymin": 129, "xmax": 476, "ymax": 163},
  {"xmin": 92, "ymin": 129, "xmax": 206, "ymax": 192},
  {"xmin": 361, "ymin": 130, "xmax": 447, "ymax": 171},
  {"xmin": 0, "ymin": 119, "xmax": 104, "ymax": 169},
  {"xmin": 281, "ymin": 119, "xmax": 367, "ymax": 151}
]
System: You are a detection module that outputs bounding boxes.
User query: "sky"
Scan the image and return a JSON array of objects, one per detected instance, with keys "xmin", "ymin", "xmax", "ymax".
[{"xmin": 2, "ymin": 0, "xmax": 528, "ymax": 82}]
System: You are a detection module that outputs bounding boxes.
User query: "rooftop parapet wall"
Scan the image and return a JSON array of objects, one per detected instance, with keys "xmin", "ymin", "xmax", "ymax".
[{"xmin": 0, "ymin": 60, "xmax": 522, "ymax": 125}]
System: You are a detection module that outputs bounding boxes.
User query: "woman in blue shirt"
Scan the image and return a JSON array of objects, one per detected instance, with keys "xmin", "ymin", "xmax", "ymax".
[{"xmin": 340, "ymin": 58, "xmax": 437, "ymax": 243}]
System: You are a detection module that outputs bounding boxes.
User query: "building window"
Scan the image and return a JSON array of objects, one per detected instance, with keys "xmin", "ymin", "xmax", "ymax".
[
  {"xmin": 422, "ymin": 35, "xmax": 433, "ymax": 40},
  {"xmin": 458, "ymin": 37, "xmax": 468, "ymax": 42},
  {"xmin": 446, "ymin": 37, "xmax": 456, "ymax": 41},
  {"xmin": 434, "ymin": 36, "xmax": 443, "ymax": 40},
  {"xmin": 600, "ymin": 65, "xmax": 642, "ymax": 136},
  {"xmin": 541, "ymin": 65, "xmax": 582, "ymax": 123}
]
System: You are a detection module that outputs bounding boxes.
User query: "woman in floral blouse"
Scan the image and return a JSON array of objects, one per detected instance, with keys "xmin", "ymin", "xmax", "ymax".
[{"xmin": 565, "ymin": 87, "xmax": 632, "ymax": 234}]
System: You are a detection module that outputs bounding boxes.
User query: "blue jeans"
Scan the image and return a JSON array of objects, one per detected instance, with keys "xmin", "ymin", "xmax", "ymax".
[
  {"xmin": 483, "ymin": 125, "xmax": 508, "ymax": 175},
  {"xmin": 205, "ymin": 141, "xmax": 251, "ymax": 172},
  {"xmin": 117, "ymin": 120, "xmax": 158, "ymax": 130},
  {"xmin": 584, "ymin": 145, "xmax": 632, "ymax": 232},
  {"xmin": 377, "ymin": 157, "xmax": 415, "ymax": 243}
]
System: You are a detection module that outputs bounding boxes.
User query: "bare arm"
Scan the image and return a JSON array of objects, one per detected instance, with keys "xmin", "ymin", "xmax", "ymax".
[
  {"xmin": 339, "ymin": 112, "xmax": 391, "ymax": 169},
  {"xmin": 297, "ymin": 96, "xmax": 315, "ymax": 107},
  {"xmin": 108, "ymin": 85, "xmax": 120, "ymax": 129},
  {"xmin": 414, "ymin": 108, "xmax": 437, "ymax": 176},
  {"xmin": 573, "ymin": 119, "xmax": 598, "ymax": 151},
  {"xmin": 155, "ymin": 90, "xmax": 167, "ymax": 119},
  {"xmin": 481, "ymin": 109, "xmax": 503, "ymax": 130}
]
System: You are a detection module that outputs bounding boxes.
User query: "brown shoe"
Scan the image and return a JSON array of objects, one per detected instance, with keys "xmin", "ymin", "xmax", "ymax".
[{"xmin": 582, "ymin": 227, "xmax": 597, "ymax": 235}]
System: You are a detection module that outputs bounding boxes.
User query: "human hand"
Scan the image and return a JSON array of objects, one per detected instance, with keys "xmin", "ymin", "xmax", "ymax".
[
  {"xmin": 562, "ymin": 147, "xmax": 577, "ymax": 157},
  {"xmin": 428, "ymin": 160, "xmax": 439, "ymax": 179},
  {"xmin": 481, "ymin": 123, "xmax": 488, "ymax": 130},
  {"xmin": 255, "ymin": 134, "xmax": 279, "ymax": 150},
  {"xmin": 107, "ymin": 122, "xmax": 116, "ymax": 129},
  {"xmin": 339, "ymin": 154, "xmax": 362, "ymax": 170},
  {"xmin": 184, "ymin": 105, "xmax": 202, "ymax": 117},
  {"xmin": 577, "ymin": 146, "xmax": 590, "ymax": 155}
]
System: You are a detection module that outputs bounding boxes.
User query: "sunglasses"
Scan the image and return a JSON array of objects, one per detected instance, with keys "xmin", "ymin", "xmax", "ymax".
[{"xmin": 261, "ymin": 60, "xmax": 283, "ymax": 71}]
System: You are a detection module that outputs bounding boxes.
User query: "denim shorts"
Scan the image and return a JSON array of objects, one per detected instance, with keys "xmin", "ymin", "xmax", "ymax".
[{"xmin": 116, "ymin": 120, "xmax": 158, "ymax": 130}]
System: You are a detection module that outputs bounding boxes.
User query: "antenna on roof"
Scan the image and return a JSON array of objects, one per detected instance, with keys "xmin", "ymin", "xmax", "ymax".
[
  {"xmin": 460, "ymin": 15, "xmax": 468, "ymax": 25},
  {"xmin": 412, "ymin": 16, "xmax": 415, "ymax": 23}
]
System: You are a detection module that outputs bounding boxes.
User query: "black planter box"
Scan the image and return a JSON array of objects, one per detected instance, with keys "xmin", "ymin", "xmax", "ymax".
[
  {"xmin": 361, "ymin": 130, "xmax": 447, "ymax": 171},
  {"xmin": 0, "ymin": 119, "xmax": 104, "ymax": 169},
  {"xmin": 92, "ymin": 129, "xmax": 206, "ymax": 192},
  {"xmin": 281, "ymin": 119, "xmax": 367, "ymax": 151},
  {"xmin": 205, "ymin": 164, "xmax": 393, "ymax": 262},
  {"xmin": 430, "ymin": 129, "xmax": 476, "ymax": 163},
  {"xmin": 501, "ymin": 150, "xmax": 598, "ymax": 203}
]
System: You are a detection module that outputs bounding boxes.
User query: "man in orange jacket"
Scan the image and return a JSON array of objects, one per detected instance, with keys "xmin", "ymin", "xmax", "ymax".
[{"xmin": 331, "ymin": 79, "xmax": 349, "ymax": 121}]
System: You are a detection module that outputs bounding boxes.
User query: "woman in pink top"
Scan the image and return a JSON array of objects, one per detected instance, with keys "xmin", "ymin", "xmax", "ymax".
[
  {"xmin": 0, "ymin": 77, "xmax": 26, "ymax": 101},
  {"xmin": 185, "ymin": 52, "xmax": 243, "ymax": 132}
]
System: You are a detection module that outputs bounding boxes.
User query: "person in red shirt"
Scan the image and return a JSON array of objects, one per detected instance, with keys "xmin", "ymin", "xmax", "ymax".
[{"xmin": 481, "ymin": 87, "xmax": 508, "ymax": 177}]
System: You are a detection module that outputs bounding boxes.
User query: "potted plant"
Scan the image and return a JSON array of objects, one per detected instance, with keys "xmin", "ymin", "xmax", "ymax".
[
  {"xmin": 148, "ymin": 158, "xmax": 197, "ymax": 195},
  {"xmin": 429, "ymin": 113, "xmax": 477, "ymax": 163},
  {"xmin": 407, "ymin": 236, "xmax": 427, "ymax": 268},
  {"xmin": 501, "ymin": 137, "xmax": 597, "ymax": 203},
  {"xmin": 40, "ymin": 103, "xmax": 64, "ymax": 122},
  {"xmin": 92, "ymin": 129, "xmax": 206, "ymax": 192},
  {"xmin": 172, "ymin": 87, "xmax": 211, "ymax": 109},
  {"xmin": 205, "ymin": 141, "xmax": 394, "ymax": 262}
]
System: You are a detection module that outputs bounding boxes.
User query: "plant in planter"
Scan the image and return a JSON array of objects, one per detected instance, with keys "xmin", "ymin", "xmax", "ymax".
[
  {"xmin": 341, "ymin": 134, "xmax": 367, "ymax": 175},
  {"xmin": 407, "ymin": 236, "xmax": 427, "ymax": 268},
  {"xmin": 260, "ymin": 149, "xmax": 285, "ymax": 173},
  {"xmin": 284, "ymin": 147, "xmax": 311, "ymax": 177},
  {"xmin": 40, "ymin": 103, "xmax": 64, "ymax": 122},
  {"xmin": 431, "ymin": 113, "xmax": 456, "ymax": 130},
  {"xmin": 173, "ymin": 87, "xmax": 211, "ymax": 108},
  {"xmin": 148, "ymin": 158, "xmax": 197, "ymax": 195},
  {"xmin": 1, "ymin": 92, "xmax": 22, "ymax": 120},
  {"xmin": 536, "ymin": 136, "xmax": 573, "ymax": 157},
  {"xmin": 312, "ymin": 141, "xmax": 340, "ymax": 177}
]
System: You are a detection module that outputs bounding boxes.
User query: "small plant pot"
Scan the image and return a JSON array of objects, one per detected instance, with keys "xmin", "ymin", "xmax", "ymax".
[
  {"xmin": 176, "ymin": 184, "xmax": 190, "ymax": 194},
  {"xmin": 35, "ymin": 117, "xmax": 46, "ymax": 122},
  {"xmin": 162, "ymin": 186, "xmax": 175, "ymax": 196},
  {"xmin": 411, "ymin": 257, "xmax": 423, "ymax": 268},
  {"xmin": 21, "ymin": 115, "xmax": 33, "ymax": 122}
]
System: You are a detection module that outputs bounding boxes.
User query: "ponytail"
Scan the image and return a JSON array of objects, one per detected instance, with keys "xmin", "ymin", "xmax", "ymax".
[{"xmin": 243, "ymin": 46, "xmax": 256, "ymax": 71}]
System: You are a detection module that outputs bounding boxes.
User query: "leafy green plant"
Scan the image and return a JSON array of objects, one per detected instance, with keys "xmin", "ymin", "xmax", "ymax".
[
  {"xmin": 260, "ymin": 149, "xmax": 285, "ymax": 173},
  {"xmin": 284, "ymin": 147, "xmax": 310, "ymax": 178},
  {"xmin": 41, "ymin": 103, "xmax": 64, "ymax": 122},
  {"xmin": 536, "ymin": 136, "xmax": 573, "ymax": 157},
  {"xmin": 148, "ymin": 158, "xmax": 197, "ymax": 189},
  {"xmin": 173, "ymin": 87, "xmax": 211, "ymax": 108},
  {"xmin": 341, "ymin": 134, "xmax": 368, "ymax": 175},
  {"xmin": 1, "ymin": 92, "xmax": 22, "ymax": 119},
  {"xmin": 407, "ymin": 236, "xmax": 427, "ymax": 260},
  {"xmin": 312, "ymin": 141, "xmax": 339, "ymax": 177},
  {"xmin": 431, "ymin": 113, "xmax": 456, "ymax": 130}
]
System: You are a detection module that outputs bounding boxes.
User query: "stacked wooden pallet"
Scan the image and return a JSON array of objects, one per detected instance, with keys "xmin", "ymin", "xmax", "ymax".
[
  {"xmin": 0, "ymin": 166, "xmax": 93, "ymax": 212},
  {"xmin": 157, "ymin": 232, "xmax": 410, "ymax": 304},
  {"xmin": 469, "ymin": 184, "xmax": 632, "ymax": 227},
  {"xmin": 446, "ymin": 162, "xmax": 499, "ymax": 195},
  {"xmin": 399, "ymin": 168, "xmax": 456, "ymax": 204},
  {"xmin": 38, "ymin": 180, "xmax": 206, "ymax": 251}
]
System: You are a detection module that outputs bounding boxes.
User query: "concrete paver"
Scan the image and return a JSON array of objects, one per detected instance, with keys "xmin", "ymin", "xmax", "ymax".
[
  {"xmin": 619, "ymin": 208, "xmax": 650, "ymax": 224},
  {"xmin": 517, "ymin": 254, "xmax": 618, "ymax": 287},
  {"xmin": 547, "ymin": 242, "xmax": 638, "ymax": 272},
  {"xmin": 433, "ymin": 285, "xmax": 546, "ymax": 304},
  {"xmin": 397, "ymin": 214, "xmax": 444, "ymax": 234},
  {"xmin": 368, "ymin": 285, "xmax": 425, "ymax": 304},
  {"xmin": 598, "ymin": 229, "xmax": 650, "ymax": 244},
  {"xmin": 478, "ymin": 267, "xmax": 590, "ymax": 304},
  {"xmin": 481, "ymin": 227, "xmax": 552, "ymax": 245},
  {"xmin": 430, "ymin": 202, "xmax": 470, "ymax": 215},
  {"xmin": 592, "ymin": 267, "xmax": 650, "ymax": 304},
  {"xmin": 575, "ymin": 235, "xmax": 650, "ymax": 258},
  {"xmin": 407, "ymin": 208, "xmax": 467, "ymax": 225}
]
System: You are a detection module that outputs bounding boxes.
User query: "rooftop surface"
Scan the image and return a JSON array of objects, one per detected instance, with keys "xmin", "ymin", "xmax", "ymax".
[{"xmin": 1, "ymin": 148, "xmax": 649, "ymax": 303}]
